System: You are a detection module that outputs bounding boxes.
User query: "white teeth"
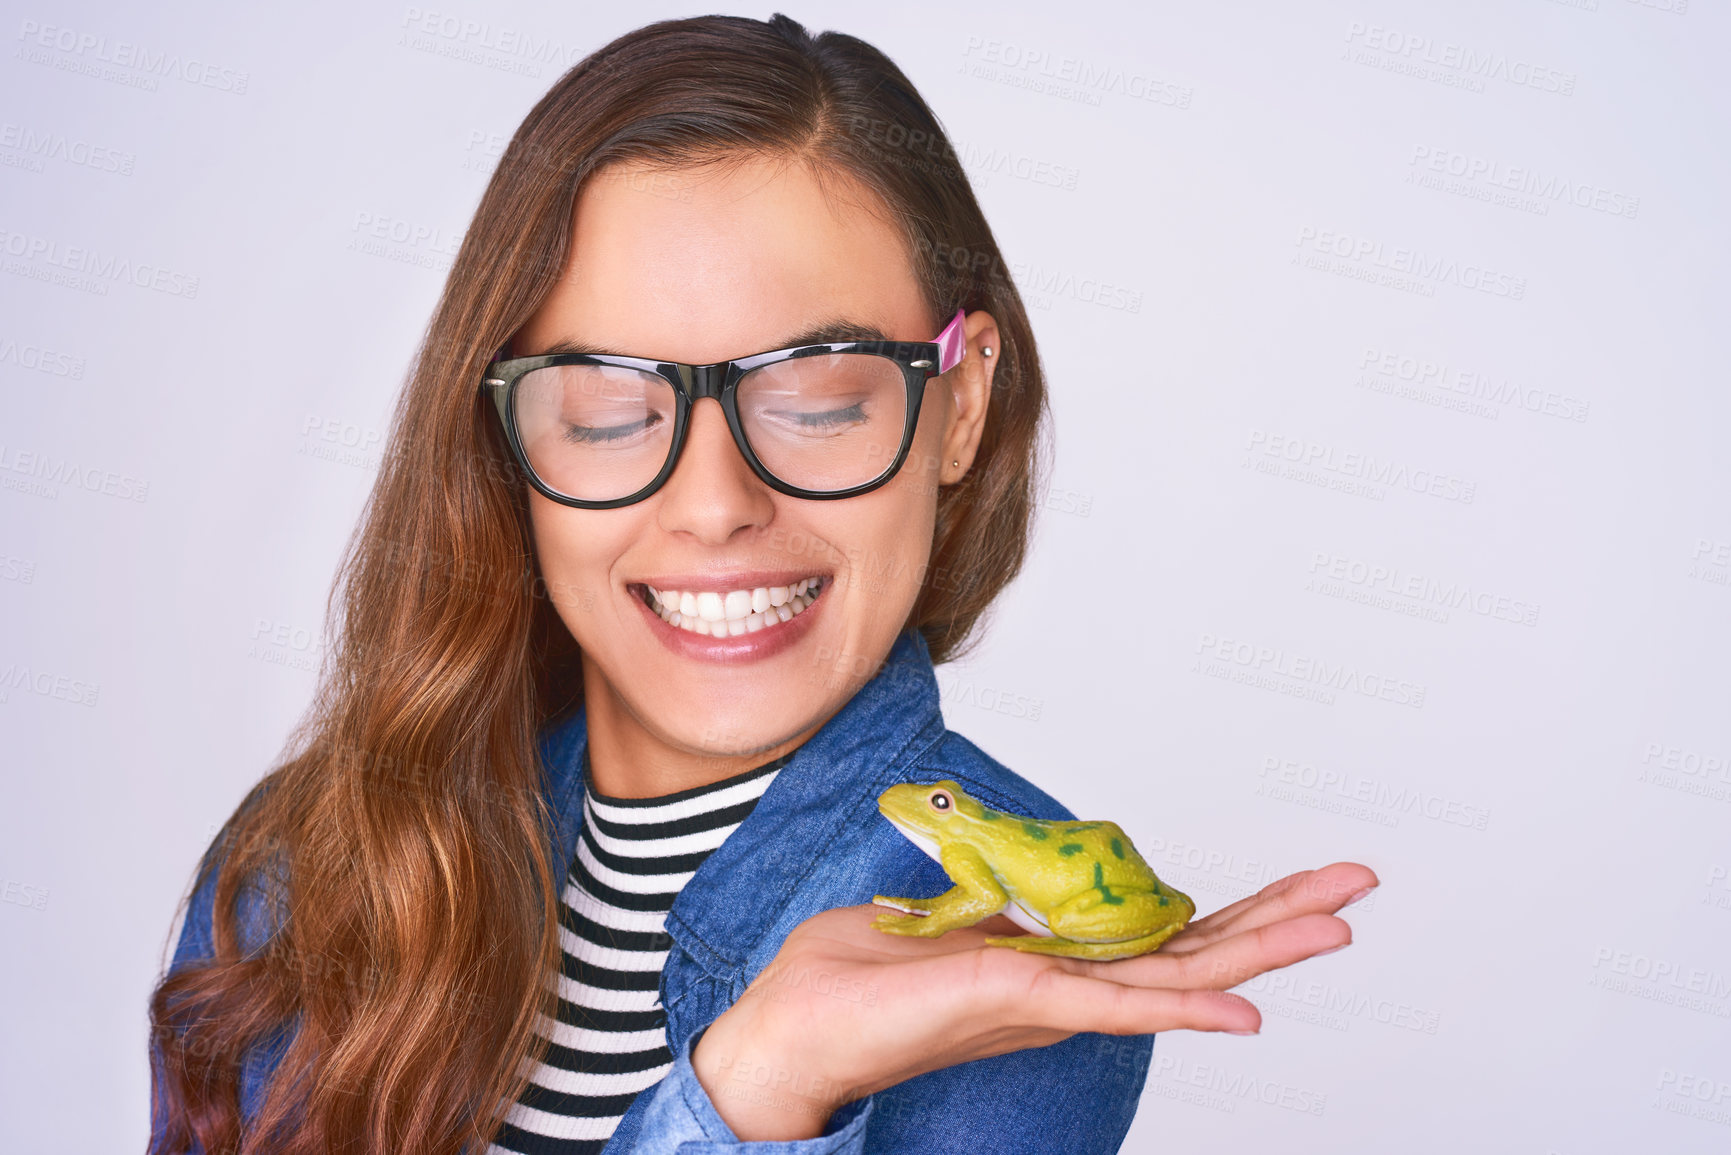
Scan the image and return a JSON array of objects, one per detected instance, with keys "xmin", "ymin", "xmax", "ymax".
[{"xmin": 642, "ymin": 578, "xmax": 827, "ymax": 637}]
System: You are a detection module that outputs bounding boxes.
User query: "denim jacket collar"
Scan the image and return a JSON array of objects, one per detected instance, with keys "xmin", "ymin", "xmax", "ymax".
[{"xmin": 536, "ymin": 627, "xmax": 947, "ymax": 977}]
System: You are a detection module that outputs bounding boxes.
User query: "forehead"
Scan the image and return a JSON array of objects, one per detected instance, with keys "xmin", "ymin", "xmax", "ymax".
[{"xmin": 520, "ymin": 154, "xmax": 926, "ymax": 363}]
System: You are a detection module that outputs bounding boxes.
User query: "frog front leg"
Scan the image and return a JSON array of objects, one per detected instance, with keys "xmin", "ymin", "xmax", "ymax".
[{"xmin": 872, "ymin": 842, "xmax": 1010, "ymax": 938}]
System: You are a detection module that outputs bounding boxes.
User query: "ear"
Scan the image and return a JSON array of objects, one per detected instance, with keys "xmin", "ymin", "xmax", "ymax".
[{"xmin": 938, "ymin": 311, "xmax": 1000, "ymax": 486}]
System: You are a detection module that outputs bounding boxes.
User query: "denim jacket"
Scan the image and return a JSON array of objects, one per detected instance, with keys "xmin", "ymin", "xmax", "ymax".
[{"xmin": 157, "ymin": 627, "xmax": 1155, "ymax": 1153}]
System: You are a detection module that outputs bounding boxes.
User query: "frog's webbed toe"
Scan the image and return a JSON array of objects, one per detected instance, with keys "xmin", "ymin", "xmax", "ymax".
[
  {"xmin": 984, "ymin": 921, "xmax": 1187, "ymax": 960},
  {"xmin": 871, "ymin": 894, "xmax": 932, "ymax": 915},
  {"xmin": 870, "ymin": 895, "xmax": 939, "ymax": 935},
  {"xmin": 872, "ymin": 909, "xmax": 941, "ymax": 936}
]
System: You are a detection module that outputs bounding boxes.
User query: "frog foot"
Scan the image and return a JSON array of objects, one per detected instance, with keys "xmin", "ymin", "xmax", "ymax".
[
  {"xmin": 983, "ymin": 922, "xmax": 1187, "ymax": 961},
  {"xmin": 870, "ymin": 895, "xmax": 941, "ymax": 935}
]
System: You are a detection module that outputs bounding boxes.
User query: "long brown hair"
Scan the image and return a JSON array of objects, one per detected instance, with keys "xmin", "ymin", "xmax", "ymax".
[{"xmin": 148, "ymin": 13, "xmax": 1049, "ymax": 1153}]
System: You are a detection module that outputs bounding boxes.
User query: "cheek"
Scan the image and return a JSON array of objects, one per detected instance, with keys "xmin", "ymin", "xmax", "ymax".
[
  {"xmin": 841, "ymin": 483, "xmax": 938, "ymax": 609},
  {"xmin": 527, "ymin": 497, "xmax": 625, "ymax": 623}
]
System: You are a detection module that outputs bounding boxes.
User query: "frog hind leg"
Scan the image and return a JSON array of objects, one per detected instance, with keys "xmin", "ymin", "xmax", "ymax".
[
  {"xmin": 983, "ymin": 885, "xmax": 1192, "ymax": 959},
  {"xmin": 872, "ymin": 843, "xmax": 1010, "ymax": 938},
  {"xmin": 982, "ymin": 919, "xmax": 1187, "ymax": 960}
]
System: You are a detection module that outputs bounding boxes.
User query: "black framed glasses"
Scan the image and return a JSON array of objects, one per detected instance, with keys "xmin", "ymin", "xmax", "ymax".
[{"xmin": 480, "ymin": 310, "xmax": 967, "ymax": 508}]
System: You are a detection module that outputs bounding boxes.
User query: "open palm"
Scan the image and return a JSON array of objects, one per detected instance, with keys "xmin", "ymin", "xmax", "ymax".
[{"xmin": 693, "ymin": 861, "xmax": 1379, "ymax": 1140}]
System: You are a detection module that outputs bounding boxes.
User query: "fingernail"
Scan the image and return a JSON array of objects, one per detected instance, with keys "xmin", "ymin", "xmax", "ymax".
[
  {"xmin": 1314, "ymin": 942, "xmax": 1351, "ymax": 957},
  {"xmin": 1344, "ymin": 886, "xmax": 1376, "ymax": 907},
  {"xmin": 1227, "ymin": 1029, "xmax": 1259, "ymax": 1036}
]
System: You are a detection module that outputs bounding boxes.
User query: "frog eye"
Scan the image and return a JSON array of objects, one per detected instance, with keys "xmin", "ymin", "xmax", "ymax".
[{"xmin": 928, "ymin": 789, "xmax": 953, "ymax": 812}]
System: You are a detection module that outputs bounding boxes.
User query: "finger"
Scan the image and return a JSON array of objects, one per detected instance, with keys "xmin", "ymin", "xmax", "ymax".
[
  {"xmin": 1119, "ymin": 911, "xmax": 1351, "ymax": 988},
  {"xmin": 1166, "ymin": 863, "xmax": 1377, "ymax": 953},
  {"xmin": 1023, "ymin": 967, "xmax": 1263, "ymax": 1036},
  {"xmin": 1189, "ymin": 862, "xmax": 1375, "ymax": 930}
]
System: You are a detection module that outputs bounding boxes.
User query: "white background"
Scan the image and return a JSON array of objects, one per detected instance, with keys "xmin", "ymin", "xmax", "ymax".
[{"xmin": 2, "ymin": 1, "xmax": 1728, "ymax": 1152}]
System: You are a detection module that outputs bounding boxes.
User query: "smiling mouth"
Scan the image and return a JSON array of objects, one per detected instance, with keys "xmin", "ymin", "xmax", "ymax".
[{"xmin": 635, "ymin": 577, "xmax": 830, "ymax": 637}]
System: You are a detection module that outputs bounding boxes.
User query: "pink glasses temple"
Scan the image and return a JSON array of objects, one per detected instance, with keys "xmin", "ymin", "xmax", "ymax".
[{"xmin": 933, "ymin": 308, "xmax": 967, "ymax": 374}]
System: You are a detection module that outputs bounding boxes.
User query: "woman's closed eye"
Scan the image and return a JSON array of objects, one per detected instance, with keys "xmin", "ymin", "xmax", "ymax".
[
  {"xmin": 562, "ymin": 411, "xmax": 665, "ymax": 445},
  {"xmin": 763, "ymin": 401, "xmax": 869, "ymax": 434}
]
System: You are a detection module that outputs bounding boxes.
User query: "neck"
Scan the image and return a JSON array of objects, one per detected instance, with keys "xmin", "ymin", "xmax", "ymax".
[{"xmin": 579, "ymin": 655, "xmax": 823, "ymax": 799}]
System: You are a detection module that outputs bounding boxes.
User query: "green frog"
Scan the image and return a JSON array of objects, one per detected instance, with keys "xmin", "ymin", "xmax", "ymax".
[{"xmin": 870, "ymin": 779, "xmax": 1195, "ymax": 961}]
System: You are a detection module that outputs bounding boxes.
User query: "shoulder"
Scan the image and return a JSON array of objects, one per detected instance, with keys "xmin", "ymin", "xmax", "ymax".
[
  {"xmin": 536, "ymin": 706, "xmax": 588, "ymax": 843},
  {"xmin": 169, "ymin": 780, "xmax": 287, "ymax": 975},
  {"xmin": 911, "ymin": 728, "xmax": 1078, "ymax": 822},
  {"xmin": 766, "ymin": 723, "xmax": 1078, "ymax": 923}
]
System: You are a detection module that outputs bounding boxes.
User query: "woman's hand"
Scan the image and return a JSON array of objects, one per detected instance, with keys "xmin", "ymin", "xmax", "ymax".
[{"xmin": 691, "ymin": 860, "xmax": 1378, "ymax": 1141}]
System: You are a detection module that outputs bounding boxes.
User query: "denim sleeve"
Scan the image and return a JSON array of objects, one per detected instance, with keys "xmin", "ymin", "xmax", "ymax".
[
  {"xmin": 857, "ymin": 1030, "xmax": 1154, "ymax": 1153},
  {"xmin": 148, "ymin": 839, "xmax": 292, "ymax": 1155},
  {"xmin": 616, "ymin": 1024, "xmax": 874, "ymax": 1154}
]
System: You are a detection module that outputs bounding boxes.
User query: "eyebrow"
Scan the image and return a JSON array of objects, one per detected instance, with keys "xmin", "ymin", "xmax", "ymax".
[{"xmin": 528, "ymin": 318, "xmax": 891, "ymax": 361}]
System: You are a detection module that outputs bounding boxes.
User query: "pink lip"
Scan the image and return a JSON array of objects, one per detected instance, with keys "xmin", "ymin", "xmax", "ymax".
[
  {"xmin": 630, "ymin": 578, "xmax": 828, "ymax": 663},
  {"xmin": 632, "ymin": 569, "xmax": 830, "ymax": 591}
]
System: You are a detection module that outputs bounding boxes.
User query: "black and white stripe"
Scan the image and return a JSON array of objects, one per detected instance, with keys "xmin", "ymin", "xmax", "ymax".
[{"xmin": 489, "ymin": 751, "xmax": 787, "ymax": 1155}]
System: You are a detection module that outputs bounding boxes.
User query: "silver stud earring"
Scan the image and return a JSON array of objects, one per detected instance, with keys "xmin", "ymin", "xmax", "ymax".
[
  {"xmin": 952, "ymin": 460, "xmax": 960, "ymax": 468},
  {"xmin": 981, "ymin": 345, "xmax": 994, "ymax": 358}
]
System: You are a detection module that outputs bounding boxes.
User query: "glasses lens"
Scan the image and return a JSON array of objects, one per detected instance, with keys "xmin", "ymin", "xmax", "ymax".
[
  {"xmin": 736, "ymin": 353, "xmax": 910, "ymax": 492},
  {"xmin": 513, "ymin": 363, "xmax": 677, "ymax": 502}
]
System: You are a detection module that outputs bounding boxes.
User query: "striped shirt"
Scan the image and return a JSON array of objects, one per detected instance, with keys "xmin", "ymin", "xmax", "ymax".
[{"xmin": 489, "ymin": 749, "xmax": 789, "ymax": 1155}]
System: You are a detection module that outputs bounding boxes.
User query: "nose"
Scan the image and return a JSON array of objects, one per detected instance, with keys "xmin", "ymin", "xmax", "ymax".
[{"xmin": 654, "ymin": 397, "xmax": 776, "ymax": 543}]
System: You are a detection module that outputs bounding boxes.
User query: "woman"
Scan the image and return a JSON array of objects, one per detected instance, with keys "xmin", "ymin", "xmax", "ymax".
[{"xmin": 148, "ymin": 13, "xmax": 1376, "ymax": 1154}]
